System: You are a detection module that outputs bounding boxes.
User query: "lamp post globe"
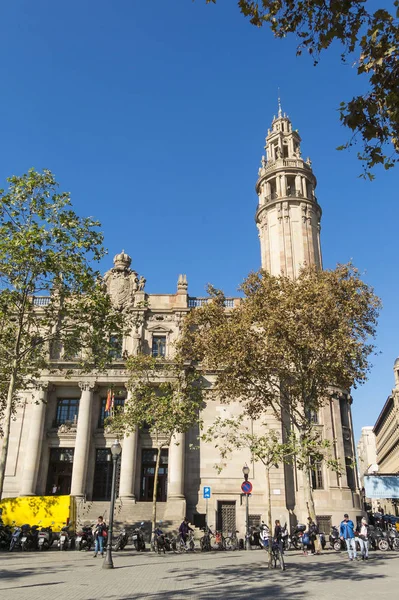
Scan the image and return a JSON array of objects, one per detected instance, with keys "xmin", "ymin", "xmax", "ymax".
[{"xmin": 102, "ymin": 439, "xmax": 122, "ymax": 570}]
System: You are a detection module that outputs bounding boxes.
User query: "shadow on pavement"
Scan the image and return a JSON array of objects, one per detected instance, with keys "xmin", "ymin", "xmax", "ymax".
[{"xmin": 85, "ymin": 552, "xmax": 398, "ymax": 600}]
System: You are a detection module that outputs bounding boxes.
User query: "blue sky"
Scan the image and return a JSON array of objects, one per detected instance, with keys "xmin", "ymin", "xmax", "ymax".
[{"xmin": 0, "ymin": 0, "xmax": 398, "ymax": 440}]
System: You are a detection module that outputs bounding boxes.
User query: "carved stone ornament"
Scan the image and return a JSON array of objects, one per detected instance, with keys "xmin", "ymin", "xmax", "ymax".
[
  {"xmin": 103, "ymin": 250, "xmax": 146, "ymax": 312},
  {"xmin": 57, "ymin": 421, "xmax": 78, "ymax": 434},
  {"xmin": 78, "ymin": 381, "xmax": 96, "ymax": 392}
]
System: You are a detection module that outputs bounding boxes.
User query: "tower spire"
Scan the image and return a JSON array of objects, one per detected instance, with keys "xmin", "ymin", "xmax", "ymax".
[{"xmin": 255, "ymin": 106, "xmax": 322, "ymax": 278}]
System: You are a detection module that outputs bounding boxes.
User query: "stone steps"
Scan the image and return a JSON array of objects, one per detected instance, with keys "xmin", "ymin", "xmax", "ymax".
[{"xmin": 76, "ymin": 500, "xmax": 168, "ymax": 528}]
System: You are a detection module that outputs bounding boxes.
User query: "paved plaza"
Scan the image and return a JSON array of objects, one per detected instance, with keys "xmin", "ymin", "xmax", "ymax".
[{"xmin": 1, "ymin": 548, "xmax": 398, "ymax": 600}]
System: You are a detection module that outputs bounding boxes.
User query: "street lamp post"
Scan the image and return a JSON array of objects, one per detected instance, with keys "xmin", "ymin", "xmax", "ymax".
[
  {"xmin": 242, "ymin": 464, "xmax": 250, "ymax": 551},
  {"xmin": 102, "ymin": 439, "xmax": 122, "ymax": 570}
]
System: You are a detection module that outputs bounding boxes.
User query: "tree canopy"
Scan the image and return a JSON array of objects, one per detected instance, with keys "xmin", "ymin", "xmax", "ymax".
[
  {"xmin": 0, "ymin": 168, "xmax": 124, "ymax": 497},
  {"xmin": 205, "ymin": 0, "xmax": 399, "ymax": 177},
  {"xmin": 177, "ymin": 263, "xmax": 380, "ymax": 520},
  {"xmin": 109, "ymin": 354, "xmax": 204, "ymax": 535}
]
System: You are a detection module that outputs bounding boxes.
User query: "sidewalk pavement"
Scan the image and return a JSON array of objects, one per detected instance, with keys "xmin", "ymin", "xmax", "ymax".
[{"xmin": 1, "ymin": 547, "xmax": 398, "ymax": 600}]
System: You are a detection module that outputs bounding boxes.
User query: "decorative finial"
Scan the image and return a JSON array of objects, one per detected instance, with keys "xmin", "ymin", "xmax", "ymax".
[{"xmin": 278, "ymin": 88, "xmax": 282, "ymax": 118}]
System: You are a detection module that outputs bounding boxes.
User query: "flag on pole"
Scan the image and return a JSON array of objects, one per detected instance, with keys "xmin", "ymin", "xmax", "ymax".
[{"xmin": 105, "ymin": 389, "xmax": 113, "ymax": 413}]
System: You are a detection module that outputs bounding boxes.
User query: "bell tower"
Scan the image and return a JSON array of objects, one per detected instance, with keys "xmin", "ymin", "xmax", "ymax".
[{"xmin": 255, "ymin": 102, "xmax": 322, "ymax": 278}]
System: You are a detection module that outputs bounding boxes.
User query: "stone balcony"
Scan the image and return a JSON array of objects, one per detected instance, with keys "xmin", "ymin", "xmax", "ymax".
[{"xmin": 188, "ymin": 297, "xmax": 238, "ymax": 309}]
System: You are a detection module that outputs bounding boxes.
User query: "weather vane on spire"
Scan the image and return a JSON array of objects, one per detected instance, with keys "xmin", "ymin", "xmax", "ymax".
[{"xmin": 278, "ymin": 88, "xmax": 282, "ymax": 117}]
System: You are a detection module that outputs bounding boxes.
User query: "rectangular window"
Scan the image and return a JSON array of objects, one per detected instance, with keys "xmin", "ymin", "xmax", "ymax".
[
  {"xmin": 311, "ymin": 460, "xmax": 324, "ymax": 489},
  {"xmin": 339, "ymin": 398, "xmax": 350, "ymax": 428},
  {"xmin": 305, "ymin": 408, "xmax": 319, "ymax": 424},
  {"xmin": 98, "ymin": 397, "xmax": 125, "ymax": 428},
  {"xmin": 345, "ymin": 457, "xmax": 356, "ymax": 490},
  {"xmin": 248, "ymin": 514, "xmax": 261, "ymax": 528},
  {"xmin": 108, "ymin": 335, "xmax": 123, "ymax": 360},
  {"xmin": 55, "ymin": 399, "xmax": 79, "ymax": 426},
  {"xmin": 316, "ymin": 515, "xmax": 332, "ymax": 535},
  {"xmin": 152, "ymin": 336, "xmax": 166, "ymax": 358}
]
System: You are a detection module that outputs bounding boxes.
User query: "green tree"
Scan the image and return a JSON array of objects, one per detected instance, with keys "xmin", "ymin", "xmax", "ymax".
[
  {"xmin": 204, "ymin": 0, "xmax": 399, "ymax": 176},
  {"xmin": 109, "ymin": 354, "xmax": 204, "ymax": 541},
  {"xmin": 0, "ymin": 168, "xmax": 124, "ymax": 497},
  {"xmin": 203, "ymin": 414, "xmax": 294, "ymax": 563},
  {"xmin": 177, "ymin": 264, "xmax": 380, "ymax": 527}
]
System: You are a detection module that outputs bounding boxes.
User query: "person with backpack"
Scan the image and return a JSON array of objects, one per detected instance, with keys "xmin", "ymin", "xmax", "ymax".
[
  {"xmin": 93, "ymin": 516, "xmax": 107, "ymax": 558},
  {"xmin": 339, "ymin": 513, "xmax": 357, "ymax": 561},
  {"xmin": 307, "ymin": 517, "xmax": 319, "ymax": 555},
  {"xmin": 358, "ymin": 517, "xmax": 369, "ymax": 560}
]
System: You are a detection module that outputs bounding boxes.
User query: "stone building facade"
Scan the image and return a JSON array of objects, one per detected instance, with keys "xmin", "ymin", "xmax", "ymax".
[
  {"xmin": 3, "ymin": 106, "xmax": 361, "ymax": 533},
  {"xmin": 357, "ymin": 427, "xmax": 377, "ymax": 488},
  {"xmin": 373, "ymin": 358, "xmax": 399, "ymax": 475}
]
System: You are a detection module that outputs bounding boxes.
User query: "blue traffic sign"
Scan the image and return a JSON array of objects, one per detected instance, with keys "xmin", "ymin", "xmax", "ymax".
[
  {"xmin": 241, "ymin": 481, "xmax": 253, "ymax": 494},
  {"xmin": 203, "ymin": 486, "xmax": 211, "ymax": 499}
]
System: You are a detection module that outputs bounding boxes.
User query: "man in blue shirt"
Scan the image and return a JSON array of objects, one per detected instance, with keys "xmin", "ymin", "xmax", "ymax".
[{"xmin": 340, "ymin": 513, "xmax": 357, "ymax": 561}]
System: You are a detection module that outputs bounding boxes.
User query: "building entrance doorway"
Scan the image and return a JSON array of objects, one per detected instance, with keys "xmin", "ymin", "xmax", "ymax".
[
  {"xmin": 217, "ymin": 500, "xmax": 236, "ymax": 534},
  {"xmin": 92, "ymin": 448, "xmax": 121, "ymax": 500},
  {"xmin": 140, "ymin": 449, "xmax": 168, "ymax": 502},
  {"xmin": 46, "ymin": 448, "xmax": 74, "ymax": 495}
]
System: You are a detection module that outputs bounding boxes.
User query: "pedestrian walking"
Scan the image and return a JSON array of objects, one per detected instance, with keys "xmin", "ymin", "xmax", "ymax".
[
  {"xmin": 307, "ymin": 517, "xmax": 319, "ymax": 555},
  {"xmin": 358, "ymin": 517, "xmax": 369, "ymax": 560},
  {"xmin": 340, "ymin": 513, "xmax": 357, "ymax": 561},
  {"xmin": 93, "ymin": 516, "xmax": 107, "ymax": 558},
  {"xmin": 274, "ymin": 519, "xmax": 284, "ymax": 553}
]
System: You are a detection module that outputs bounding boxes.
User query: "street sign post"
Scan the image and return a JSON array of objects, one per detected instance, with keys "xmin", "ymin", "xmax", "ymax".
[
  {"xmin": 241, "ymin": 481, "xmax": 253, "ymax": 494},
  {"xmin": 203, "ymin": 487, "xmax": 211, "ymax": 531},
  {"xmin": 203, "ymin": 487, "xmax": 211, "ymax": 499},
  {"xmin": 241, "ymin": 480, "xmax": 253, "ymax": 550}
]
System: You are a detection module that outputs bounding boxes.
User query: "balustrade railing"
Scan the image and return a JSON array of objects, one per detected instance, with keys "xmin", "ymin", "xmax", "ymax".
[
  {"xmin": 188, "ymin": 298, "xmax": 235, "ymax": 308},
  {"xmin": 33, "ymin": 296, "xmax": 51, "ymax": 306}
]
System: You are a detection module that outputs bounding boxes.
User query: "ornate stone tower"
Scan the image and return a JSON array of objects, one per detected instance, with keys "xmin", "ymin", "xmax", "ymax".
[{"xmin": 255, "ymin": 102, "xmax": 322, "ymax": 277}]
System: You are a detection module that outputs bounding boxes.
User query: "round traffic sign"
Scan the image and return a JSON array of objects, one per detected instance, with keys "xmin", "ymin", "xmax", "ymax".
[{"xmin": 241, "ymin": 481, "xmax": 253, "ymax": 494}]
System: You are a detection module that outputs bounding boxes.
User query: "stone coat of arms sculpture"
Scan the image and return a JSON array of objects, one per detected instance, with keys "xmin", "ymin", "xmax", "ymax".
[{"xmin": 103, "ymin": 250, "xmax": 145, "ymax": 311}]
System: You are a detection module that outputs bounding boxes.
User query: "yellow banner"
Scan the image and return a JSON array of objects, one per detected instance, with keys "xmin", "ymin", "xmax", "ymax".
[{"xmin": 0, "ymin": 495, "xmax": 75, "ymax": 530}]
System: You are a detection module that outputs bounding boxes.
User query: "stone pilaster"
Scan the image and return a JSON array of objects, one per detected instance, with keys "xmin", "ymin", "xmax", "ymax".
[
  {"xmin": 70, "ymin": 382, "xmax": 95, "ymax": 497},
  {"xmin": 119, "ymin": 391, "xmax": 138, "ymax": 501},
  {"xmin": 19, "ymin": 382, "xmax": 48, "ymax": 496},
  {"xmin": 165, "ymin": 431, "xmax": 186, "ymax": 521},
  {"xmin": 168, "ymin": 432, "xmax": 185, "ymax": 499}
]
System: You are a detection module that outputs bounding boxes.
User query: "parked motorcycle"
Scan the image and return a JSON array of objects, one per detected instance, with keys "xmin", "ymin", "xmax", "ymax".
[
  {"xmin": 290, "ymin": 524, "xmax": 306, "ymax": 550},
  {"xmin": 21, "ymin": 524, "xmax": 40, "ymax": 551},
  {"xmin": 369, "ymin": 524, "xmax": 389, "ymax": 551},
  {"xmin": 386, "ymin": 525, "xmax": 399, "ymax": 550},
  {"xmin": 132, "ymin": 522, "xmax": 146, "ymax": 551},
  {"xmin": 75, "ymin": 524, "xmax": 94, "ymax": 551},
  {"xmin": 59, "ymin": 524, "xmax": 75, "ymax": 550},
  {"xmin": 114, "ymin": 528, "xmax": 129, "ymax": 551},
  {"xmin": 319, "ymin": 531, "xmax": 327, "ymax": 550},
  {"xmin": 38, "ymin": 522, "xmax": 56, "ymax": 551},
  {"xmin": 9, "ymin": 524, "xmax": 22, "ymax": 552},
  {"xmin": 329, "ymin": 525, "xmax": 344, "ymax": 551},
  {"xmin": 0, "ymin": 521, "xmax": 12, "ymax": 550}
]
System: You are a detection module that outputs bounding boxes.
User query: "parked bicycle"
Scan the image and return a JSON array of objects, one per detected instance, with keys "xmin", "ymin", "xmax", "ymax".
[{"xmin": 224, "ymin": 530, "xmax": 239, "ymax": 550}]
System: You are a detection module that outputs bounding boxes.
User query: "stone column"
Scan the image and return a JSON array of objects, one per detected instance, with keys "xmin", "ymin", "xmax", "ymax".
[
  {"xmin": 276, "ymin": 175, "xmax": 281, "ymax": 197},
  {"xmin": 281, "ymin": 174, "xmax": 287, "ymax": 197},
  {"xmin": 20, "ymin": 383, "xmax": 48, "ymax": 496},
  {"xmin": 70, "ymin": 382, "xmax": 94, "ymax": 497},
  {"xmin": 119, "ymin": 391, "xmax": 138, "ymax": 501},
  {"xmin": 302, "ymin": 177, "xmax": 308, "ymax": 198},
  {"xmin": 167, "ymin": 432, "xmax": 185, "ymax": 499}
]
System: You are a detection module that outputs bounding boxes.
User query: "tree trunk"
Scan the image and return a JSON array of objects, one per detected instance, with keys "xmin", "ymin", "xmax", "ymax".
[
  {"xmin": 302, "ymin": 465, "xmax": 321, "ymax": 553},
  {"xmin": 151, "ymin": 445, "xmax": 162, "ymax": 550},
  {"xmin": 0, "ymin": 366, "xmax": 17, "ymax": 498},
  {"xmin": 265, "ymin": 466, "xmax": 273, "ymax": 568}
]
